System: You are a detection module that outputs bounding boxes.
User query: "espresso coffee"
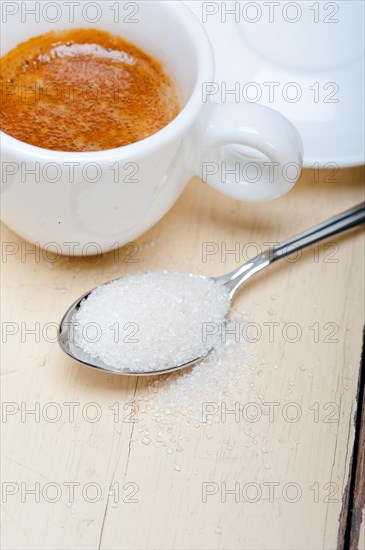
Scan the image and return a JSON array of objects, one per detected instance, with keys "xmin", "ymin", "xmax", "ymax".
[{"xmin": 0, "ymin": 29, "xmax": 180, "ymax": 152}]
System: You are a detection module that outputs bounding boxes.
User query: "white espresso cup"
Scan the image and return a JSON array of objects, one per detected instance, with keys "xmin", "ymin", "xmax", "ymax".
[{"xmin": 1, "ymin": 0, "xmax": 303, "ymax": 255}]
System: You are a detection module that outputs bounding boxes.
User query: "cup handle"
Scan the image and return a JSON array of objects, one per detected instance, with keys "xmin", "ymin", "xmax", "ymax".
[{"xmin": 198, "ymin": 102, "xmax": 303, "ymax": 202}]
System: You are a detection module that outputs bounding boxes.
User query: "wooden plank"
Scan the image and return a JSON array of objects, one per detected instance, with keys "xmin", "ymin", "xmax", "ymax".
[{"xmin": 1, "ymin": 166, "xmax": 364, "ymax": 549}]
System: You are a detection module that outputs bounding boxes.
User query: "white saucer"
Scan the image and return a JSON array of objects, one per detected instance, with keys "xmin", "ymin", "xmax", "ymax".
[{"xmin": 185, "ymin": 1, "xmax": 364, "ymax": 167}]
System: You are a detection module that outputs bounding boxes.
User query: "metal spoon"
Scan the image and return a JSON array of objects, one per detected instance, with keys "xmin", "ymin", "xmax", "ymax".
[{"xmin": 58, "ymin": 203, "xmax": 365, "ymax": 376}]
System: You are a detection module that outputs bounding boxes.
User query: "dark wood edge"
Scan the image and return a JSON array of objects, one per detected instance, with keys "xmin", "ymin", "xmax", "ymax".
[{"xmin": 338, "ymin": 327, "xmax": 365, "ymax": 550}]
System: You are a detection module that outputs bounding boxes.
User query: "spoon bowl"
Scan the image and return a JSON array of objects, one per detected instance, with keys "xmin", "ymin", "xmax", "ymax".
[{"xmin": 58, "ymin": 286, "xmax": 210, "ymax": 376}]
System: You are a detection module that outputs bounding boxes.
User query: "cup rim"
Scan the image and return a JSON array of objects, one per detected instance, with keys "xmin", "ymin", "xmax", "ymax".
[{"xmin": 0, "ymin": 1, "xmax": 215, "ymax": 160}]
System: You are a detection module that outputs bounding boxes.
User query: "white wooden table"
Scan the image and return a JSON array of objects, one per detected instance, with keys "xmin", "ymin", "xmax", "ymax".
[{"xmin": 1, "ymin": 165, "xmax": 364, "ymax": 549}]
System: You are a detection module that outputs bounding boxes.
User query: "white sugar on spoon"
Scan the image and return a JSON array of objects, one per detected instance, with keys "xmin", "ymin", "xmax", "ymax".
[
  {"xmin": 58, "ymin": 203, "xmax": 364, "ymax": 376},
  {"xmin": 72, "ymin": 271, "xmax": 230, "ymax": 373}
]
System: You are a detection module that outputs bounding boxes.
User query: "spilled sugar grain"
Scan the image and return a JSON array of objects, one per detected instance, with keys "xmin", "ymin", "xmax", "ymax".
[
  {"xmin": 133, "ymin": 335, "xmax": 257, "ymax": 467},
  {"xmin": 73, "ymin": 271, "xmax": 231, "ymax": 373},
  {"xmin": 138, "ymin": 338, "xmax": 249, "ymax": 427},
  {"xmin": 124, "ymin": 311, "xmax": 278, "ymax": 470}
]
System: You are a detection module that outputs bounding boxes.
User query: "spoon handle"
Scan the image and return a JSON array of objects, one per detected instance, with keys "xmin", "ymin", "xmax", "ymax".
[
  {"xmin": 221, "ymin": 202, "xmax": 365, "ymax": 297},
  {"xmin": 271, "ymin": 202, "xmax": 365, "ymax": 261}
]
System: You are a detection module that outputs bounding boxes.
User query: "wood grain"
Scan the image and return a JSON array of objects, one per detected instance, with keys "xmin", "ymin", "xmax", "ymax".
[{"xmin": 1, "ymin": 166, "xmax": 364, "ymax": 550}]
